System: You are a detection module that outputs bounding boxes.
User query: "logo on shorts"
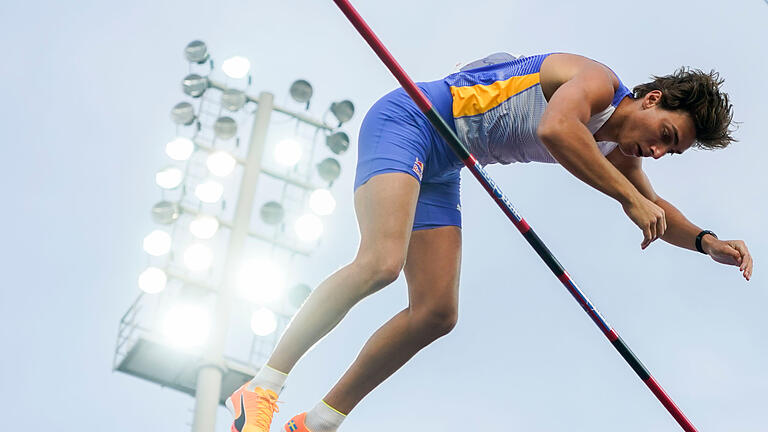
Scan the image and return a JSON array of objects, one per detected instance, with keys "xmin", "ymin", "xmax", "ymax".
[{"xmin": 412, "ymin": 158, "xmax": 424, "ymax": 180}]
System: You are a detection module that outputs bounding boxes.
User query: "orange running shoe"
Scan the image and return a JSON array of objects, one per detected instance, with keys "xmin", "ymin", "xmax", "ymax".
[
  {"xmin": 284, "ymin": 413, "xmax": 313, "ymax": 432},
  {"xmin": 226, "ymin": 384, "xmax": 280, "ymax": 432}
]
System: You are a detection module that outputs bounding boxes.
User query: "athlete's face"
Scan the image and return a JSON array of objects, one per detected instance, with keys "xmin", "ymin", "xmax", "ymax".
[{"xmin": 617, "ymin": 90, "xmax": 697, "ymax": 159}]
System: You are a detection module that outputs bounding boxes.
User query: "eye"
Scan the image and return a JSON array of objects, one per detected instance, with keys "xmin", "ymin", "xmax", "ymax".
[{"xmin": 662, "ymin": 128, "xmax": 671, "ymax": 142}]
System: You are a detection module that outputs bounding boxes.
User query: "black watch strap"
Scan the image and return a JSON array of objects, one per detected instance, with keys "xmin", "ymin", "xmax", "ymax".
[{"xmin": 696, "ymin": 230, "xmax": 717, "ymax": 254}]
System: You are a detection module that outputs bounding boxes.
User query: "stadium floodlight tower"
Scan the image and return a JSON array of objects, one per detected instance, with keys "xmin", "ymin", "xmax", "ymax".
[{"xmin": 113, "ymin": 40, "xmax": 355, "ymax": 432}]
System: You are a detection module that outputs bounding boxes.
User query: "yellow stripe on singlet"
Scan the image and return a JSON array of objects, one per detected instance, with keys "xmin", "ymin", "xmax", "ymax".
[{"xmin": 450, "ymin": 72, "xmax": 541, "ymax": 117}]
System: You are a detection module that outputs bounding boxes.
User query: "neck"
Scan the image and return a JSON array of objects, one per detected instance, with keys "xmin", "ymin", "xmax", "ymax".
[{"xmin": 594, "ymin": 96, "xmax": 634, "ymax": 142}]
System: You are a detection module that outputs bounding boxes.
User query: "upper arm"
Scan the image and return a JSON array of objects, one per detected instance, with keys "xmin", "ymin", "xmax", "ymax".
[
  {"xmin": 538, "ymin": 54, "xmax": 618, "ymax": 136},
  {"xmin": 606, "ymin": 147, "xmax": 659, "ymax": 201}
]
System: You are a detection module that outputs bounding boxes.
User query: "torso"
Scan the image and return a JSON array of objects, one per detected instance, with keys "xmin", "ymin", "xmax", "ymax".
[{"xmin": 444, "ymin": 53, "xmax": 631, "ymax": 165}]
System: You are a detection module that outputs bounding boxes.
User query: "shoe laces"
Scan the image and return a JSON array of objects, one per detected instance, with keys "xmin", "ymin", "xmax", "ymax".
[{"xmin": 250, "ymin": 388, "xmax": 280, "ymax": 430}]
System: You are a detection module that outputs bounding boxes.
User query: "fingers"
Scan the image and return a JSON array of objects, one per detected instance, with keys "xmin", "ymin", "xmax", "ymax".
[
  {"xmin": 744, "ymin": 255, "xmax": 753, "ymax": 281},
  {"xmin": 732, "ymin": 241, "xmax": 753, "ymax": 281},
  {"xmin": 642, "ymin": 225, "xmax": 653, "ymax": 249},
  {"xmin": 632, "ymin": 199, "xmax": 666, "ymax": 250},
  {"xmin": 656, "ymin": 212, "xmax": 666, "ymax": 241},
  {"xmin": 641, "ymin": 213, "xmax": 666, "ymax": 250}
]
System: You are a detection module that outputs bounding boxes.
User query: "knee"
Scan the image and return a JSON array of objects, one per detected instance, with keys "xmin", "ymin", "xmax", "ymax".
[
  {"xmin": 412, "ymin": 304, "xmax": 458, "ymax": 340},
  {"xmin": 353, "ymin": 252, "xmax": 404, "ymax": 293}
]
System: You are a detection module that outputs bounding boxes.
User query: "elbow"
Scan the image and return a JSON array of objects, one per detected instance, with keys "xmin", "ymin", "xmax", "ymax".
[
  {"xmin": 536, "ymin": 124, "xmax": 556, "ymax": 144},
  {"xmin": 536, "ymin": 119, "xmax": 566, "ymax": 148}
]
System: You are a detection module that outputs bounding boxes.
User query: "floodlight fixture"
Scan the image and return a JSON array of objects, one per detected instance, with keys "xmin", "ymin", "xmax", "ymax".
[
  {"xmin": 294, "ymin": 213, "xmax": 323, "ymax": 243},
  {"xmin": 250, "ymin": 307, "xmax": 278, "ymax": 336},
  {"xmin": 222, "ymin": 56, "xmax": 251, "ymax": 79},
  {"xmin": 138, "ymin": 266, "xmax": 167, "ymax": 294},
  {"xmin": 184, "ymin": 40, "xmax": 210, "ymax": 64},
  {"xmin": 171, "ymin": 102, "xmax": 196, "ymax": 125},
  {"xmin": 152, "ymin": 201, "xmax": 181, "ymax": 225},
  {"xmin": 183, "ymin": 244, "xmax": 214, "ymax": 272},
  {"xmin": 237, "ymin": 258, "xmax": 286, "ymax": 305},
  {"xmin": 189, "ymin": 214, "xmax": 220, "ymax": 240},
  {"xmin": 260, "ymin": 201, "xmax": 285, "ymax": 225},
  {"xmin": 143, "ymin": 230, "xmax": 172, "ymax": 256},
  {"xmin": 183, "ymin": 74, "xmax": 208, "ymax": 98},
  {"xmin": 194, "ymin": 179, "xmax": 224, "ymax": 203},
  {"xmin": 330, "ymin": 100, "xmax": 355, "ymax": 125},
  {"xmin": 289, "ymin": 79, "xmax": 313, "ymax": 104},
  {"xmin": 316, "ymin": 158, "xmax": 341, "ymax": 183},
  {"xmin": 155, "ymin": 167, "xmax": 184, "ymax": 190},
  {"xmin": 288, "ymin": 283, "xmax": 311, "ymax": 310},
  {"xmin": 206, "ymin": 151, "xmax": 236, "ymax": 177},
  {"xmin": 325, "ymin": 131, "xmax": 349, "ymax": 155},
  {"xmin": 162, "ymin": 303, "xmax": 211, "ymax": 348},
  {"xmin": 213, "ymin": 116, "xmax": 238, "ymax": 140},
  {"xmin": 274, "ymin": 138, "xmax": 303, "ymax": 167},
  {"xmin": 309, "ymin": 189, "xmax": 336, "ymax": 216},
  {"xmin": 166, "ymin": 137, "xmax": 195, "ymax": 161},
  {"xmin": 221, "ymin": 88, "xmax": 247, "ymax": 111}
]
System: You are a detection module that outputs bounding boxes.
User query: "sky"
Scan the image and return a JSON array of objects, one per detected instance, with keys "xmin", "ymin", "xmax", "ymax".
[{"xmin": 1, "ymin": 0, "xmax": 766, "ymax": 431}]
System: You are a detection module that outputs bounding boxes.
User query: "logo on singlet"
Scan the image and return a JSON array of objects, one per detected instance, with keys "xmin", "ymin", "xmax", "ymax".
[{"xmin": 412, "ymin": 158, "xmax": 424, "ymax": 180}]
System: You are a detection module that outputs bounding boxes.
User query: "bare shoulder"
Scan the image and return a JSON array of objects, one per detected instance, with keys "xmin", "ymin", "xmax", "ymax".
[{"xmin": 539, "ymin": 53, "xmax": 619, "ymax": 101}]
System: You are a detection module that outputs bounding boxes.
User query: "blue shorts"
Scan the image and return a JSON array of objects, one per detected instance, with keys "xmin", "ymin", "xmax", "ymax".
[{"xmin": 354, "ymin": 79, "xmax": 463, "ymax": 231}]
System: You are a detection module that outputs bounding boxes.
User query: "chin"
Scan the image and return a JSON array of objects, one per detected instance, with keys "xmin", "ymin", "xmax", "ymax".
[{"xmin": 617, "ymin": 142, "xmax": 633, "ymax": 157}]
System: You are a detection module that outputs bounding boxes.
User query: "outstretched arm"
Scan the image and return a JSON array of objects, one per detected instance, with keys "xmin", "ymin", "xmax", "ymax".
[
  {"xmin": 607, "ymin": 148, "xmax": 753, "ymax": 280},
  {"xmin": 537, "ymin": 55, "xmax": 668, "ymax": 248}
]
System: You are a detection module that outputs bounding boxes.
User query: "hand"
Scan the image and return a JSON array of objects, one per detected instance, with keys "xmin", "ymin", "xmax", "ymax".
[
  {"xmin": 622, "ymin": 195, "xmax": 667, "ymax": 249},
  {"xmin": 703, "ymin": 237, "xmax": 754, "ymax": 281}
]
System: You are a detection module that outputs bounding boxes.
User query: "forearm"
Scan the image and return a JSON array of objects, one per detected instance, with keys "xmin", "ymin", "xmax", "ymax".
[
  {"xmin": 539, "ymin": 121, "xmax": 641, "ymax": 205},
  {"xmin": 655, "ymin": 197, "xmax": 715, "ymax": 252}
]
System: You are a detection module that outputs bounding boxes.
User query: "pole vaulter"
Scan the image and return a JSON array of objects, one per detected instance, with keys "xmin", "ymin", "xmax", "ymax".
[
  {"xmin": 225, "ymin": 2, "xmax": 752, "ymax": 431},
  {"xmin": 331, "ymin": 0, "xmax": 698, "ymax": 429}
]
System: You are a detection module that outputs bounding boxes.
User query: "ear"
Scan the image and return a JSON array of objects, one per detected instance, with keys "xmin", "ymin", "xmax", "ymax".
[{"xmin": 642, "ymin": 90, "xmax": 663, "ymax": 109}]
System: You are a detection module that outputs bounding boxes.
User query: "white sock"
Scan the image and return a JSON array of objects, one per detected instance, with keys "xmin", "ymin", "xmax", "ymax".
[
  {"xmin": 305, "ymin": 400, "xmax": 347, "ymax": 432},
  {"xmin": 247, "ymin": 364, "xmax": 288, "ymax": 394}
]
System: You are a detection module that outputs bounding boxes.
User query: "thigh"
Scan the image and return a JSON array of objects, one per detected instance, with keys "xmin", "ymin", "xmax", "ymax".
[
  {"xmin": 403, "ymin": 226, "xmax": 462, "ymax": 311},
  {"xmin": 354, "ymin": 172, "xmax": 420, "ymax": 261}
]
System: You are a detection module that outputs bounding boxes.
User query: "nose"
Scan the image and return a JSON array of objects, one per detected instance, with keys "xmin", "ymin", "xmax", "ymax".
[{"xmin": 650, "ymin": 145, "xmax": 668, "ymax": 159}]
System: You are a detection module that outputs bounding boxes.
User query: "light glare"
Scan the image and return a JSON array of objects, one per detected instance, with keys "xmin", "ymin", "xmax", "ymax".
[
  {"xmin": 194, "ymin": 180, "xmax": 224, "ymax": 203},
  {"xmin": 237, "ymin": 258, "xmax": 286, "ymax": 305},
  {"xmin": 162, "ymin": 303, "xmax": 211, "ymax": 348},
  {"xmin": 295, "ymin": 213, "xmax": 323, "ymax": 242},
  {"xmin": 274, "ymin": 139, "xmax": 303, "ymax": 167},
  {"xmin": 250, "ymin": 308, "xmax": 278, "ymax": 336},
  {"xmin": 206, "ymin": 151, "xmax": 236, "ymax": 177},
  {"xmin": 155, "ymin": 167, "xmax": 184, "ymax": 190},
  {"xmin": 138, "ymin": 267, "xmax": 167, "ymax": 294},
  {"xmin": 166, "ymin": 137, "xmax": 195, "ymax": 161},
  {"xmin": 189, "ymin": 215, "xmax": 220, "ymax": 240},
  {"xmin": 222, "ymin": 56, "xmax": 251, "ymax": 79},
  {"xmin": 309, "ymin": 189, "xmax": 336, "ymax": 216},
  {"xmin": 143, "ymin": 230, "xmax": 172, "ymax": 256}
]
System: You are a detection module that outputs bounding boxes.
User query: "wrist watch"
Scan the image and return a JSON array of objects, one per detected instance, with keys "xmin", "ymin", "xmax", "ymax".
[{"xmin": 695, "ymin": 230, "xmax": 717, "ymax": 254}]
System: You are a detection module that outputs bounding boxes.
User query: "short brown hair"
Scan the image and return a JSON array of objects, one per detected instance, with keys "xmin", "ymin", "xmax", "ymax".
[{"xmin": 633, "ymin": 68, "xmax": 736, "ymax": 149}]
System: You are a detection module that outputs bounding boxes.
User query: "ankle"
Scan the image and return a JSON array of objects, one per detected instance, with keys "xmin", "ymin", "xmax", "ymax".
[
  {"xmin": 248, "ymin": 364, "xmax": 288, "ymax": 394},
  {"xmin": 304, "ymin": 400, "xmax": 347, "ymax": 432}
]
